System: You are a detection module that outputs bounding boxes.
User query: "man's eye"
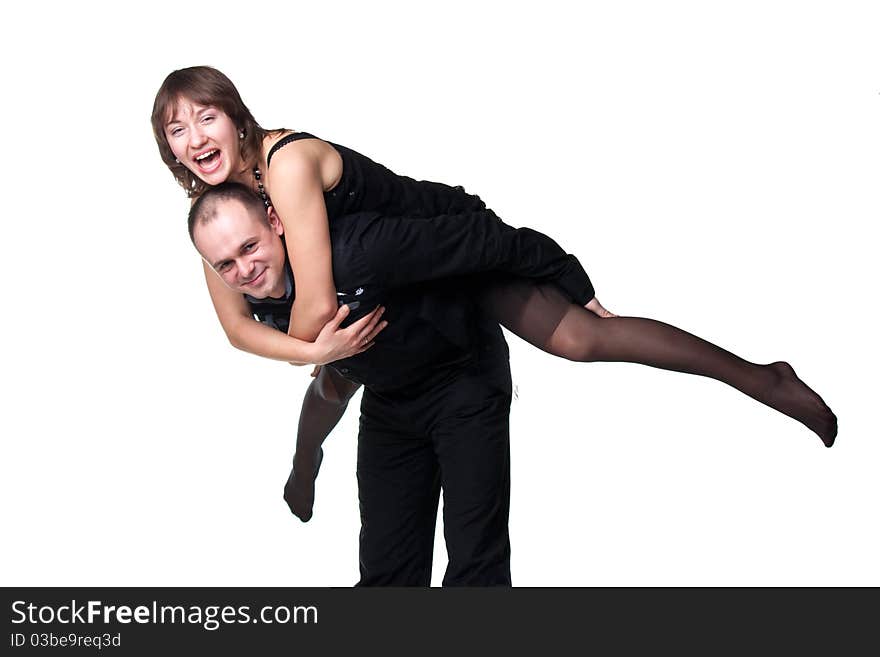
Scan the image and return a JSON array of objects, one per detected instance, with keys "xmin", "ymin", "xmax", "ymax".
[
  {"xmin": 243, "ymin": 242, "xmax": 256, "ymax": 252},
  {"xmin": 218, "ymin": 263, "xmax": 232, "ymax": 272}
]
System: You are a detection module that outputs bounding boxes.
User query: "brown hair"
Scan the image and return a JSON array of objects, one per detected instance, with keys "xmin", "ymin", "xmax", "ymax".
[{"xmin": 151, "ymin": 66, "xmax": 279, "ymax": 199}]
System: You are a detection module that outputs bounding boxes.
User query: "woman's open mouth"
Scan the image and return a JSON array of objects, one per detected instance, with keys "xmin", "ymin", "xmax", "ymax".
[{"xmin": 193, "ymin": 149, "xmax": 222, "ymax": 174}]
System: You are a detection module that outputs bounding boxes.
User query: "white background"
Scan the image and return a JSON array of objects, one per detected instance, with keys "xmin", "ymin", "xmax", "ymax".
[{"xmin": 1, "ymin": 1, "xmax": 877, "ymax": 586}]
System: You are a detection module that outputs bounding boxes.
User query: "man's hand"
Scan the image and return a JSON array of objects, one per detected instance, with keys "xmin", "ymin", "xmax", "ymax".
[
  {"xmin": 585, "ymin": 296, "xmax": 617, "ymax": 318},
  {"xmin": 310, "ymin": 304, "xmax": 387, "ymax": 365}
]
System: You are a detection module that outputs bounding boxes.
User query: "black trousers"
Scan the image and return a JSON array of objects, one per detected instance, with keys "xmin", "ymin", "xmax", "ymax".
[{"xmin": 355, "ymin": 354, "xmax": 513, "ymax": 587}]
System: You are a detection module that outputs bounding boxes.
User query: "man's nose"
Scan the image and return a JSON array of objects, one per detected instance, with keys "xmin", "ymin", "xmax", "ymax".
[{"xmin": 236, "ymin": 259, "xmax": 255, "ymax": 281}]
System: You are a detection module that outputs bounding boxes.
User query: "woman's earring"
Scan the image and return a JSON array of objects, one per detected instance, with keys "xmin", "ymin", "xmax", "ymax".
[
  {"xmin": 174, "ymin": 157, "xmax": 180, "ymax": 163},
  {"xmin": 239, "ymin": 130, "xmax": 245, "ymax": 139}
]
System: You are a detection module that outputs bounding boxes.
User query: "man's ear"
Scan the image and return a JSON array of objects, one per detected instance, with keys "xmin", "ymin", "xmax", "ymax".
[{"xmin": 266, "ymin": 206, "xmax": 284, "ymax": 236}]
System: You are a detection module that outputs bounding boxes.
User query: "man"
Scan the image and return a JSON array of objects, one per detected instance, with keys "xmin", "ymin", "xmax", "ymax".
[{"xmin": 189, "ymin": 183, "xmax": 594, "ymax": 586}]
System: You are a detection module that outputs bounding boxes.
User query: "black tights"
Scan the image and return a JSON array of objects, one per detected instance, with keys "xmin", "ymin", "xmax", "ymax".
[
  {"xmin": 484, "ymin": 279, "xmax": 834, "ymax": 436},
  {"xmin": 284, "ymin": 280, "xmax": 837, "ymax": 521},
  {"xmin": 283, "ymin": 366, "xmax": 357, "ymax": 522}
]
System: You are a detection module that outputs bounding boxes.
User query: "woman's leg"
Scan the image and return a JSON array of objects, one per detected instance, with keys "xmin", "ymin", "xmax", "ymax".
[
  {"xmin": 480, "ymin": 279, "xmax": 837, "ymax": 446},
  {"xmin": 284, "ymin": 366, "xmax": 361, "ymax": 521}
]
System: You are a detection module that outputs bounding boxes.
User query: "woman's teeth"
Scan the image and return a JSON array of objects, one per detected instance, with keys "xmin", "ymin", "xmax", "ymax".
[{"xmin": 195, "ymin": 150, "xmax": 221, "ymax": 170}]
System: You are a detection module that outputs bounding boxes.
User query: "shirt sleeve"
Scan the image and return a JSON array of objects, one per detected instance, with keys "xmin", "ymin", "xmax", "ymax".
[{"xmin": 337, "ymin": 209, "xmax": 595, "ymax": 305}]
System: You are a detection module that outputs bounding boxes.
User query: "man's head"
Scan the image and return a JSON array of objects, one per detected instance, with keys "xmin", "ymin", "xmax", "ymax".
[{"xmin": 189, "ymin": 183, "xmax": 288, "ymax": 299}]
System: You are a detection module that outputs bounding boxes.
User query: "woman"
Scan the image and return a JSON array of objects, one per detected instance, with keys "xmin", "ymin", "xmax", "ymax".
[{"xmin": 151, "ymin": 66, "xmax": 836, "ymax": 458}]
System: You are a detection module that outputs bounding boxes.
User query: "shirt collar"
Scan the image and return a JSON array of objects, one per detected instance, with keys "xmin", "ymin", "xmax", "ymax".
[{"xmin": 243, "ymin": 257, "xmax": 294, "ymax": 305}]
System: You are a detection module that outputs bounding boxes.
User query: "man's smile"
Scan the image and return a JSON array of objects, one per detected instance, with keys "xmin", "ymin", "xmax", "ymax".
[{"xmin": 243, "ymin": 269, "xmax": 266, "ymax": 287}]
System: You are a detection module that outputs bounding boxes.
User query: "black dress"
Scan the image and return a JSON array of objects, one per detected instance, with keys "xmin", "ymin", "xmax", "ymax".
[{"xmin": 265, "ymin": 132, "xmax": 596, "ymax": 357}]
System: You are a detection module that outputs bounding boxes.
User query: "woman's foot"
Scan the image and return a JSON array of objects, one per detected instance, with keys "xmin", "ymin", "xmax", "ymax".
[
  {"xmin": 762, "ymin": 361, "xmax": 837, "ymax": 446},
  {"xmin": 284, "ymin": 447, "xmax": 324, "ymax": 522}
]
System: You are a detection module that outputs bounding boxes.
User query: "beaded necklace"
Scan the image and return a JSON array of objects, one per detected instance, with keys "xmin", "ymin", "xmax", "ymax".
[{"xmin": 253, "ymin": 166, "xmax": 270, "ymax": 208}]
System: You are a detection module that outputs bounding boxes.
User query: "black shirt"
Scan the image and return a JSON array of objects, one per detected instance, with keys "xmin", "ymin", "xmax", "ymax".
[{"xmin": 247, "ymin": 212, "xmax": 507, "ymax": 393}]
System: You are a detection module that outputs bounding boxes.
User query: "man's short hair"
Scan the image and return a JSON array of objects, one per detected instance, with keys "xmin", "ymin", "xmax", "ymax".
[{"xmin": 188, "ymin": 183, "xmax": 269, "ymax": 243}]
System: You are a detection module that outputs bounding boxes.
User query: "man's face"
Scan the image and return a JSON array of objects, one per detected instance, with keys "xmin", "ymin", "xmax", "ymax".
[{"xmin": 194, "ymin": 200, "xmax": 288, "ymax": 299}]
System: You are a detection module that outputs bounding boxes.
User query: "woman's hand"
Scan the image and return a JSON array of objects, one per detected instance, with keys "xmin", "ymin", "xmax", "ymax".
[
  {"xmin": 310, "ymin": 304, "xmax": 388, "ymax": 365},
  {"xmin": 585, "ymin": 297, "xmax": 617, "ymax": 318}
]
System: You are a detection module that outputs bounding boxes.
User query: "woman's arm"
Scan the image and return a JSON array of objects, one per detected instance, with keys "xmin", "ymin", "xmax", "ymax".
[
  {"xmin": 202, "ymin": 261, "xmax": 385, "ymax": 365},
  {"xmin": 265, "ymin": 143, "xmax": 339, "ymax": 342},
  {"xmin": 203, "ymin": 261, "xmax": 319, "ymax": 363}
]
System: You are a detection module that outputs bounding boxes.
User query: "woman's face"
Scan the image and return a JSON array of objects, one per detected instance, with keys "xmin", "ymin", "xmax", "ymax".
[{"xmin": 164, "ymin": 98, "xmax": 243, "ymax": 186}]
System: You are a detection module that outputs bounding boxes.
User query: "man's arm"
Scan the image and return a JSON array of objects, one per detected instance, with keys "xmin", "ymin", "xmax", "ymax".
[
  {"xmin": 341, "ymin": 209, "xmax": 595, "ymax": 305},
  {"xmin": 283, "ymin": 366, "xmax": 361, "ymax": 522}
]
